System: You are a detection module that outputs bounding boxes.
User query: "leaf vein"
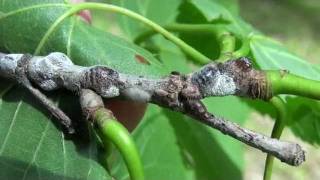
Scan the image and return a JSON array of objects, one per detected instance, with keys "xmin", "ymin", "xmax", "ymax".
[
  {"xmin": 0, "ymin": 99, "xmax": 23, "ymax": 155},
  {"xmin": 67, "ymin": 17, "xmax": 76, "ymax": 58},
  {"xmin": 22, "ymin": 121, "xmax": 50, "ymax": 180}
]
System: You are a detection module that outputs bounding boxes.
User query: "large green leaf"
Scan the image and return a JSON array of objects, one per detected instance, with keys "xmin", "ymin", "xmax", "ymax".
[
  {"xmin": 112, "ymin": 0, "xmax": 182, "ymax": 40},
  {"xmin": 250, "ymin": 35, "xmax": 320, "ymax": 79},
  {"xmin": 0, "ymin": 0, "xmax": 168, "ymax": 179},
  {"xmin": 214, "ymin": 0, "xmax": 239, "ymax": 14},
  {"xmin": 285, "ymin": 97, "xmax": 320, "ymax": 145},
  {"xmin": 180, "ymin": 0, "xmax": 233, "ymax": 22},
  {"xmin": 0, "ymin": 0, "xmax": 166, "ymax": 76},
  {"xmin": 174, "ymin": 0, "xmax": 254, "ymax": 60},
  {"xmin": 177, "ymin": 0, "xmax": 254, "ymax": 37}
]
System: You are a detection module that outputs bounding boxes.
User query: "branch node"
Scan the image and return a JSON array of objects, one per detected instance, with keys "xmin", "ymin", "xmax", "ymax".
[{"xmin": 16, "ymin": 54, "xmax": 75, "ymax": 134}]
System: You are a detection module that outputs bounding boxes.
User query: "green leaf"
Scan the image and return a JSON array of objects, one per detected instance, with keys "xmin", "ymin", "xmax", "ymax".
[
  {"xmin": 111, "ymin": 0, "xmax": 183, "ymax": 40},
  {"xmin": 250, "ymin": 35, "xmax": 320, "ymax": 144},
  {"xmin": 214, "ymin": 0, "xmax": 239, "ymax": 14},
  {"xmin": 110, "ymin": 0, "xmax": 197, "ymax": 71},
  {"xmin": 175, "ymin": 0, "xmax": 253, "ymax": 59},
  {"xmin": 181, "ymin": 0, "xmax": 232, "ymax": 23},
  {"xmin": 177, "ymin": 0, "xmax": 254, "ymax": 37},
  {"xmin": 285, "ymin": 97, "xmax": 320, "ymax": 145},
  {"xmin": 250, "ymin": 35, "xmax": 320, "ymax": 79},
  {"xmin": 0, "ymin": 0, "xmax": 167, "ymax": 179},
  {"xmin": 150, "ymin": 35, "xmax": 191, "ymax": 74},
  {"xmin": 0, "ymin": 1, "xmax": 166, "ymax": 76},
  {"xmin": 65, "ymin": 20, "xmax": 166, "ymax": 76}
]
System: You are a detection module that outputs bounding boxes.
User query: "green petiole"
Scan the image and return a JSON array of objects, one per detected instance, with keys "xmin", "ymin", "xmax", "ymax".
[
  {"xmin": 35, "ymin": 2, "xmax": 210, "ymax": 64},
  {"xmin": 267, "ymin": 70, "xmax": 320, "ymax": 100},
  {"xmin": 95, "ymin": 108, "xmax": 144, "ymax": 180}
]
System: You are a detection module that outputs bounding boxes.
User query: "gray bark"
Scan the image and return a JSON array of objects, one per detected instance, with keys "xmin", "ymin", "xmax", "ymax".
[{"xmin": 0, "ymin": 52, "xmax": 305, "ymax": 166}]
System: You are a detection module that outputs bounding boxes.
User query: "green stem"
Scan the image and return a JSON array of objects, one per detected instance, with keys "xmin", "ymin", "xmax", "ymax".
[
  {"xmin": 36, "ymin": 2, "xmax": 210, "ymax": 64},
  {"xmin": 95, "ymin": 108, "xmax": 144, "ymax": 180},
  {"xmin": 135, "ymin": 23, "xmax": 242, "ymax": 63},
  {"xmin": 233, "ymin": 36, "xmax": 251, "ymax": 58},
  {"xmin": 263, "ymin": 97, "xmax": 286, "ymax": 180},
  {"xmin": 135, "ymin": 23, "xmax": 224, "ymax": 44},
  {"xmin": 216, "ymin": 31, "xmax": 236, "ymax": 62},
  {"xmin": 96, "ymin": 129, "xmax": 113, "ymax": 172},
  {"xmin": 34, "ymin": 7, "xmax": 77, "ymax": 54},
  {"xmin": 136, "ymin": 23, "xmax": 235, "ymax": 63},
  {"xmin": 267, "ymin": 70, "xmax": 320, "ymax": 100}
]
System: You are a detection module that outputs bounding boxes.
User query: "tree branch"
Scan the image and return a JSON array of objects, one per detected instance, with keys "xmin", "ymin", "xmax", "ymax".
[
  {"xmin": 0, "ymin": 52, "xmax": 311, "ymax": 166},
  {"xmin": 181, "ymin": 100, "xmax": 303, "ymax": 166}
]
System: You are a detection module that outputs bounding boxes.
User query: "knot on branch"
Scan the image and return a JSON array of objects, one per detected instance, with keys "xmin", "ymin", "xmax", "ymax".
[
  {"xmin": 152, "ymin": 72, "xmax": 201, "ymax": 110},
  {"xmin": 27, "ymin": 52, "xmax": 75, "ymax": 91},
  {"xmin": 225, "ymin": 57, "xmax": 271, "ymax": 100},
  {"xmin": 191, "ymin": 57, "xmax": 271, "ymax": 100},
  {"xmin": 81, "ymin": 66, "xmax": 123, "ymax": 98},
  {"xmin": 16, "ymin": 54, "xmax": 33, "ymax": 85}
]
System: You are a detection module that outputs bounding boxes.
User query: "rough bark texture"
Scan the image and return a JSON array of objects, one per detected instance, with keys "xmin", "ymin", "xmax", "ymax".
[
  {"xmin": 183, "ymin": 100, "xmax": 305, "ymax": 166},
  {"xmin": 0, "ymin": 52, "xmax": 305, "ymax": 166}
]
